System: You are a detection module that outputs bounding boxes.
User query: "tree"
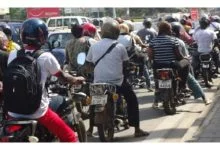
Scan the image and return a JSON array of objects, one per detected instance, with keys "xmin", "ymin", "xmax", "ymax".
[{"xmin": 9, "ymin": 8, "xmax": 26, "ymax": 21}]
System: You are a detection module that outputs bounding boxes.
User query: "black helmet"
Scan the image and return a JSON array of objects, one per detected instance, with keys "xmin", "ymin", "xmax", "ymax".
[
  {"xmin": 171, "ymin": 22, "xmax": 183, "ymax": 37},
  {"xmin": 180, "ymin": 18, "xmax": 187, "ymax": 25},
  {"xmin": 143, "ymin": 18, "xmax": 152, "ymax": 28},
  {"xmin": 210, "ymin": 15, "xmax": 220, "ymax": 23},
  {"xmin": 21, "ymin": 18, "xmax": 48, "ymax": 46},
  {"xmin": 199, "ymin": 15, "xmax": 210, "ymax": 29},
  {"xmin": 165, "ymin": 16, "xmax": 178, "ymax": 23},
  {"xmin": 101, "ymin": 20, "xmax": 120, "ymax": 40},
  {"xmin": 0, "ymin": 23, "xmax": 11, "ymax": 36}
]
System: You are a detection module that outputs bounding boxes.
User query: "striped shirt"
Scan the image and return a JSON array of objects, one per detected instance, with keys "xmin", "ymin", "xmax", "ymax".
[{"xmin": 149, "ymin": 35, "xmax": 179, "ymax": 64}]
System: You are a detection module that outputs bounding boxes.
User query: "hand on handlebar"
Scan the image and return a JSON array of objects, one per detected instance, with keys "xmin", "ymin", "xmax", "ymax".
[{"xmin": 72, "ymin": 76, "xmax": 86, "ymax": 85}]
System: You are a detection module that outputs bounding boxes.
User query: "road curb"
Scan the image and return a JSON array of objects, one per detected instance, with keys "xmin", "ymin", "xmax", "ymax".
[{"xmin": 182, "ymin": 85, "xmax": 220, "ymax": 142}]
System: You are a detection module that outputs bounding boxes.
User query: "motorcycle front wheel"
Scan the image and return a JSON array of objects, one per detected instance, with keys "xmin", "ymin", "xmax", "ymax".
[
  {"xmin": 97, "ymin": 123, "xmax": 114, "ymax": 142},
  {"xmin": 74, "ymin": 119, "xmax": 87, "ymax": 142}
]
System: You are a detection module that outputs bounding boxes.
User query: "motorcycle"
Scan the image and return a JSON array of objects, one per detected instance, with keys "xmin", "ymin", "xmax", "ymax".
[
  {"xmin": 76, "ymin": 52, "xmax": 129, "ymax": 142},
  {"xmin": 199, "ymin": 53, "xmax": 214, "ymax": 87},
  {"xmin": 155, "ymin": 67, "xmax": 183, "ymax": 115},
  {"xmin": 0, "ymin": 75, "xmax": 87, "ymax": 142}
]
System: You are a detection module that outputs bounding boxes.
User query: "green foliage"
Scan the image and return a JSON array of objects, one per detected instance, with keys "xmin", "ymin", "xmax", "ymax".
[{"xmin": 9, "ymin": 8, "xmax": 26, "ymax": 21}]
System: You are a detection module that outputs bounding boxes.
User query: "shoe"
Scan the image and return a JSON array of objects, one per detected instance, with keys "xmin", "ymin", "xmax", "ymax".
[
  {"xmin": 205, "ymin": 82, "xmax": 213, "ymax": 88},
  {"xmin": 86, "ymin": 129, "xmax": 93, "ymax": 137},
  {"xmin": 152, "ymin": 102, "xmax": 159, "ymax": 109},
  {"xmin": 203, "ymin": 99, "xmax": 212, "ymax": 105},
  {"xmin": 134, "ymin": 129, "xmax": 149, "ymax": 137},
  {"xmin": 147, "ymin": 87, "xmax": 154, "ymax": 92}
]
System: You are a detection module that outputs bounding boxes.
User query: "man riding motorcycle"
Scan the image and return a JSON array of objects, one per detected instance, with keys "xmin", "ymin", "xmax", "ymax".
[
  {"xmin": 192, "ymin": 15, "xmax": 220, "ymax": 87},
  {"xmin": 4, "ymin": 18, "xmax": 85, "ymax": 142},
  {"xmin": 148, "ymin": 21, "xmax": 190, "ymax": 108},
  {"xmin": 85, "ymin": 20, "xmax": 149, "ymax": 137},
  {"xmin": 137, "ymin": 18, "xmax": 158, "ymax": 44}
]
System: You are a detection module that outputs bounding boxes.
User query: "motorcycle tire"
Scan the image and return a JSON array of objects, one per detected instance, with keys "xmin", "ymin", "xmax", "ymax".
[
  {"xmin": 97, "ymin": 123, "xmax": 114, "ymax": 142},
  {"xmin": 163, "ymin": 89, "xmax": 176, "ymax": 115},
  {"xmin": 202, "ymin": 69, "xmax": 209, "ymax": 87},
  {"xmin": 74, "ymin": 119, "xmax": 87, "ymax": 142}
]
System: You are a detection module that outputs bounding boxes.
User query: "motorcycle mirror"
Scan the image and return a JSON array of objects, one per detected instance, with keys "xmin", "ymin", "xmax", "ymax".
[{"xmin": 77, "ymin": 52, "xmax": 86, "ymax": 65}]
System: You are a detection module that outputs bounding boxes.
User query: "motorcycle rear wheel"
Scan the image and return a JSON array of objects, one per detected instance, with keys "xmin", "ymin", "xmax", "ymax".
[{"xmin": 163, "ymin": 89, "xmax": 176, "ymax": 115}]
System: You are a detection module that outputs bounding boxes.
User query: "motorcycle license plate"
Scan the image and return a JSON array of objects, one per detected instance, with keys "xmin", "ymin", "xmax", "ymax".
[
  {"xmin": 72, "ymin": 84, "xmax": 82, "ymax": 90},
  {"xmin": 91, "ymin": 95, "xmax": 108, "ymax": 105},
  {"xmin": 202, "ymin": 64, "xmax": 209, "ymax": 68},
  {"xmin": 158, "ymin": 80, "xmax": 172, "ymax": 88}
]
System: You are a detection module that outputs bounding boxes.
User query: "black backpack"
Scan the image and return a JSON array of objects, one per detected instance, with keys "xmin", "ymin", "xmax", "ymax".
[{"xmin": 3, "ymin": 50, "xmax": 44, "ymax": 115}]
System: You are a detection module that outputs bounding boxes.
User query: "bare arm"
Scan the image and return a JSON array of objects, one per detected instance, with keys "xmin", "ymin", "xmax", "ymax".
[{"xmin": 55, "ymin": 71, "xmax": 85, "ymax": 85}]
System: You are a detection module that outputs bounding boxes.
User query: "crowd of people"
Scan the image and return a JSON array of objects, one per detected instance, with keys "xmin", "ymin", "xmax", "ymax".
[{"xmin": 0, "ymin": 12, "xmax": 220, "ymax": 142}]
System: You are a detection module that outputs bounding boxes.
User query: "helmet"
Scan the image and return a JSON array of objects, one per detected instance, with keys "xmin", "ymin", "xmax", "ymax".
[
  {"xmin": 124, "ymin": 20, "xmax": 134, "ymax": 32},
  {"xmin": 20, "ymin": 18, "xmax": 48, "ymax": 46},
  {"xmin": 0, "ymin": 23, "xmax": 11, "ymax": 36},
  {"xmin": 119, "ymin": 23, "xmax": 129, "ymax": 34},
  {"xmin": 82, "ymin": 23, "xmax": 97, "ymax": 37},
  {"xmin": 210, "ymin": 15, "xmax": 220, "ymax": 23},
  {"xmin": 165, "ymin": 16, "xmax": 178, "ymax": 23},
  {"xmin": 171, "ymin": 22, "xmax": 183, "ymax": 37},
  {"xmin": 101, "ymin": 21, "xmax": 120, "ymax": 40},
  {"xmin": 115, "ymin": 17, "xmax": 124, "ymax": 24},
  {"xmin": 180, "ymin": 18, "xmax": 187, "ymax": 25},
  {"xmin": 199, "ymin": 16, "xmax": 210, "ymax": 29},
  {"xmin": 143, "ymin": 18, "xmax": 152, "ymax": 28}
]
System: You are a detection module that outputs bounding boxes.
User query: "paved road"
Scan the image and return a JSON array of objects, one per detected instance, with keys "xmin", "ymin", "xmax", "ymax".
[{"xmin": 83, "ymin": 77, "xmax": 220, "ymax": 142}]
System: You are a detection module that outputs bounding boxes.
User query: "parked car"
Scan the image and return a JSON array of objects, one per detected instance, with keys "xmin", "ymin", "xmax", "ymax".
[{"xmin": 46, "ymin": 16, "xmax": 91, "ymax": 32}]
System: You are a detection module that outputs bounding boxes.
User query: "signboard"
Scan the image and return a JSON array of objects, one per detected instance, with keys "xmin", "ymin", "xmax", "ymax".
[
  {"xmin": 0, "ymin": 8, "xmax": 9, "ymax": 15},
  {"xmin": 190, "ymin": 8, "xmax": 199, "ymax": 21},
  {"xmin": 26, "ymin": 8, "xmax": 60, "ymax": 18}
]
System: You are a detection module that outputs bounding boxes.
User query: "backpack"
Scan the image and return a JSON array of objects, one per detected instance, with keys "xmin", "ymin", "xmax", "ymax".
[{"xmin": 3, "ymin": 50, "xmax": 44, "ymax": 115}]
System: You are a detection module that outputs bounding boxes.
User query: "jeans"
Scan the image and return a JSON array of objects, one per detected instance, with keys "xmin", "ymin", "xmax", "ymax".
[{"xmin": 143, "ymin": 64, "xmax": 151, "ymax": 88}]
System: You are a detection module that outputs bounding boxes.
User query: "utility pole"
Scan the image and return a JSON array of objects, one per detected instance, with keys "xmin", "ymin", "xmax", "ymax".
[
  {"xmin": 113, "ymin": 8, "xmax": 116, "ymax": 18},
  {"xmin": 126, "ymin": 8, "xmax": 130, "ymax": 18}
]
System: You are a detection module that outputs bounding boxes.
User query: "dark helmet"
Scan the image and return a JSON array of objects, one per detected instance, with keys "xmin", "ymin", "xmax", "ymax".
[
  {"xmin": 143, "ymin": 18, "xmax": 152, "ymax": 28},
  {"xmin": 210, "ymin": 15, "xmax": 220, "ymax": 23},
  {"xmin": 0, "ymin": 23, "xmax": 11, "ymax": 36},
  {"xmin": 20, "ymin": 18, "xmax": 48, "ymax": 46},
  {"xmin": 171, "ymin": 22, "xmax": 183, "ymax": 37},
  {"xmin": 101, "ymin": 20, "xmax": 120, "ymax": 40},
  {"xmin": 165, "ymin": 16, "xmax": 178, "ymax": 23},
  {"xmin": 180, "ymin": 18, "xmax": 187, "ymax": 25},
  {"xmin": 199, "ymin": 15, "xmax": 210, "ymax": 29}
]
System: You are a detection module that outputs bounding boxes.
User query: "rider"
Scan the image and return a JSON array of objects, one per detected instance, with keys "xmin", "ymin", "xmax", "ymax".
[
  {"xmin": 192, "ymin": 15, "xmax": 219, "ymax": 87},
  {"xmin": 85, "ymin": 20, "xmax": 149, "ymax": 137},
  {"xmin": 171, "ymin": 22, "xmax": 211, "ymax": 105},
  {"xmin": 6, "ymin": 18, "xmax": 85, "ymax": 142},
  {"xmin": 118, "ymin": 23, "xmax": 153, "ymax": 92},
  {"xmin": 65, "ymin": 23, "xmax": 98, "ymax": 135},
  {"xmin": 65, "ymin": 23, "xmax": 97, "ymax": 72},
  {"xmin": 137, "ymin": 18, "xmax": 158, "ymax": 44},
  {"xmin": 1, "ymin": 25, "xmax": 21, "ymax": 52},
  {"xmin": 148, "ymin": 21, "xmax": 190, "ymax": 108}
]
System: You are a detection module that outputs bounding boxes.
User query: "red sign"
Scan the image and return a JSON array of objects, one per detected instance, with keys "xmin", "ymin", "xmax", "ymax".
[
  {"xmin": 26, "ymin": 8, "xmax": 60, "ymax": 18},
  {"xmin": 190, "ymin": 8, "xmax": 199, "ymax": 21}
]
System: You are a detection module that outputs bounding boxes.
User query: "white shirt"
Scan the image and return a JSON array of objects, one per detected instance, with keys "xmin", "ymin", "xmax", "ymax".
[
  {"xmin": 208, "ymin": 22, "xmax": 220, "ymax": 31},
  {"xmin": 117, "ymin": 34, "xmax": 133, "ymax": 50},
  {"xmin": 193, "ymin": 28, "xmax": 217, "ymax": 53},
  {"xmin": 86, "ymin": 38, "xmax": 129, "ymax": 86},
  {"xmin": 7, "ymin": 50, "xmax": 61, "ymax": 119}
]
